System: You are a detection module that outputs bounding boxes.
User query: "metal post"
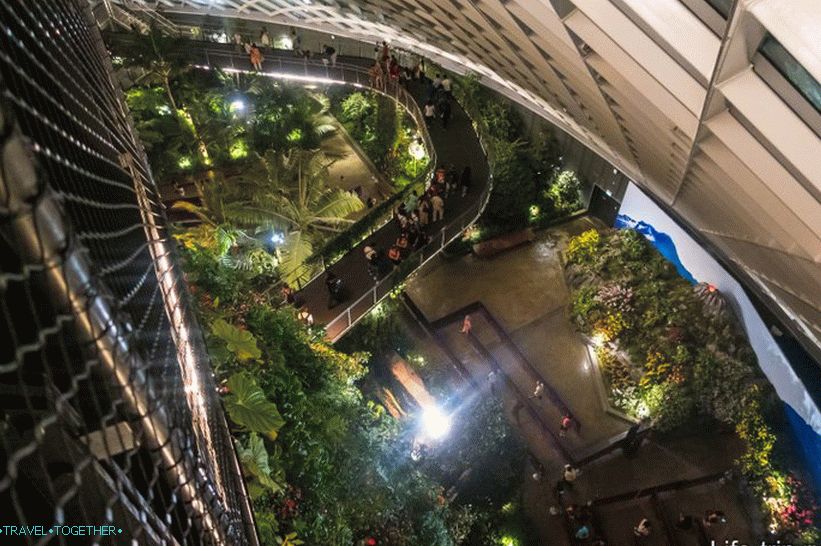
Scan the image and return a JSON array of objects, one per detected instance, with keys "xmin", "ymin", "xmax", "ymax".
[{"xmin": 346, "ymin": 307, "xmax": 352, "ymax": 328}]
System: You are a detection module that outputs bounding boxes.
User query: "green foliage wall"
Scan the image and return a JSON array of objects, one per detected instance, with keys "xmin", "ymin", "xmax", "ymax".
[
  {"xmin": 179, "ymin": 241, "xmax": 534, "ymax": 545},
  {"xmin": 452, "ymin": 74, "xmax": 582, "ymax": 234},
  {"xmin": 564, "ymin": 228, "xmax": 818, "ymax": 542}
]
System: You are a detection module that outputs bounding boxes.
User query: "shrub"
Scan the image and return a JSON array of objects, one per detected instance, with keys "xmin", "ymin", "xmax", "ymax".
[
  {"xmin": 564, "ymin": 227, "xmax": 818, "ymax": 538},
  {"xmin": 549, "ymin": 170, "xmax": 582, "ymax": 213},
  {"xmin": 565, "ymin": 229, "xmax": 601, "ymax": 266},
  {"xmin": 693, "ymin": 349, "xmax": 756, "ymax": 425},
  {"xmin": 482, "ymin": 140, "xmax": 535, "ymax": 229},
  {"xmin": 643, "ymin": 381, "xmax": 695, "ymax": 432},
  {"xmin": 595, "ymin": 346, "xmax": 634, "ymax": 392},
  {"xmin": 595, "ymin": 282, "xmax": 634, "ymax": 313},
  {"xmin": 571, "ymin": 286, "xmax": 600, "ymax": 327}
]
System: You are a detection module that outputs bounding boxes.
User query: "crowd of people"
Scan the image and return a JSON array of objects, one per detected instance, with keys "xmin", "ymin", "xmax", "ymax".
[
  {"xmin": 360, "ymin": 163, "xmax": 472, "ymax": 281},
  {"xmin": 224, "ymin": 26, "xmax": 344, "ymax": 71}
]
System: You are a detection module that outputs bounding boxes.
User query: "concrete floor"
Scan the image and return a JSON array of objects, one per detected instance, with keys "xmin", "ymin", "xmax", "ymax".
[
  {"xmin": 321, "ymin": 120, "xmax": 394, "ymax": 221},
  {"xmin": 405, "ymin": 217, "xmax": 758, "ymax": 544},
  {"xmin": 407, "ymin": 216, "xmax": 628, "ymax": 457}
]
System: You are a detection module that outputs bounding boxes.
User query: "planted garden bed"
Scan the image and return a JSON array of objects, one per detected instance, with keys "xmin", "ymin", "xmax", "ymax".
[{"xmin": 563, "ymin": 227, "xmax": 818, "ymax": 542}]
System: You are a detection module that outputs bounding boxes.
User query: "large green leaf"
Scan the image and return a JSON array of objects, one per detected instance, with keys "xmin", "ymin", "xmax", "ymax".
[
  {"xmin": 237, "ymin": 433, "xmax": 284, "ymax": 498},
  {"xmin": 225, "ymin": 373, "xmax": 285, "ymax": 439},
  {"xmin": 211, "ymin": 319, "xmax": 262, "ymax": 362}
]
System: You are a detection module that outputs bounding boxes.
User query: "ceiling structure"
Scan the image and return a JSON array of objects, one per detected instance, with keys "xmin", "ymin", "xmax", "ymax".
[{"xmin": 130, "ymin": 0, "xmax": 821, "ymax": 356}]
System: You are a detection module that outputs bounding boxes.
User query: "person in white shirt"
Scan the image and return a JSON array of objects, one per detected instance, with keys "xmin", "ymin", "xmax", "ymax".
[
  {"xmin": 441, "ymin": 76, "xmax": 452, "ymax": 94},
  {"xmin": 530, "ymin": 380, "xmax": 544, "ymax": 400},
  {"xmin": 259, "ymin": 28, "xmax": 270, "ymax": 49},
  {"xmin": 563, "ymin": 464, "xmax": 578, "ymax": 484},
  {"xmin": 634, "ymin": 518, "xmax": 652, "ymax": 537},
  {"xmin": 424, "ymin": 100, "xmax": 436, "ymax": 125},
  {"xmin": 432, "ymin": 74, "xmax": 443, "ymax": 89}
]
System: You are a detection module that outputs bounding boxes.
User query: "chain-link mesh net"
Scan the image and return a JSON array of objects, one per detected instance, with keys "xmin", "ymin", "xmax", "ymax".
[{"xmin": 0, "ymin": 1, "xmax": 257, "ymax": 544}]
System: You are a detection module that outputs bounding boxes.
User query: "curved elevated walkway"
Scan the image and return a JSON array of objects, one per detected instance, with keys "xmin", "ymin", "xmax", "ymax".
[{"xmin": 110, "ymin": 34, "xmax": 492, "ymax": 342}]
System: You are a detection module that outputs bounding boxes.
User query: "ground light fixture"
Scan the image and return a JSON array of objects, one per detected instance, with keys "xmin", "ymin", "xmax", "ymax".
[
  {"xmin": 420, "ymin": 405, "xmax": 452, "ymax": 441},
  {"xmin": 270, "ymin": 232, "xmax": 285, "ymax": 245},
  {"xmin": 408, "ymin": 138, "xmax": 426, "ymax": 161},
  {"xmin": 229, "ymin": 99, "xmax": 246, "ymax": 113}
]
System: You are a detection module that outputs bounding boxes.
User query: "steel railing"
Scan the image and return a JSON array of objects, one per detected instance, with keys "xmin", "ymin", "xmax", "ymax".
[
  {"xmin": 325, "ymin": 182, "xmax": 492, "ymax": 342},
  {"xmin": 181, "ymin": 45, "xmax": 438, "ymax": 289},
  {"xmin": 0, "ymin": 2, "xmax": 257, "ymax": 544},
  {"xmin": 176, "ymin": 45, "xmax": 492, "ymax": 342}
]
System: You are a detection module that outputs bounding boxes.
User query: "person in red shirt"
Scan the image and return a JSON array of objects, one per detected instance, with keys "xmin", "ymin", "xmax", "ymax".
[{"xmin": 388, "ymin": 245, "xmax": 402, "ymax": 267}]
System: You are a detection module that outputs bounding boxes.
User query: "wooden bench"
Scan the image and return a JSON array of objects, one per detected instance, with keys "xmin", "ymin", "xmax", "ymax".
[{"xmin": 472, "ymin": 228, "xmax": 535, "ymax": 258}]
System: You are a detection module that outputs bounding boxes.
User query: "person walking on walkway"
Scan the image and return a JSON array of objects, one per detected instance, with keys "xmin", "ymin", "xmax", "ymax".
[
  {"xmin": 249, "ymin": 44, "xmax": 264, "ymax": 71},
  {"xmin": 424, "ymin": 100, "xmax": 436, "ymax": 126},
  {"xmin": 323, "ymin": 44, "xmax": 337, "ymax": 66},
  {"xmin": 298, "ymin": 306, "xmax": 314, "ymax": 326},
  {"xmin": 369, "ymin": 61, "xmax": 384, "ymax": 89},
  {"xmin": 290, "ymin": 28, "xmax": 302, "ymax": 55},
  {"xmin": 460, "ymin": 314, "xmax": 472, "ymax": 335},
  {"xmin": 442, "ymin": 75, "xmax": 452, "ymax": 96},
  {"xmin": 325, "ymin": 271, "xmax": 344, "ymax": 308},
  {"xmin": 364, "ymin": 243, "xmax": 381, "ymax": 279},
  {"xmin": 389, "ymin": 56, "xmax": 401, "ymax": 82},
  {"xmin": 574, "ymin": 525, "xmax": 590, "ymax": 540},
  {"xmin": 404, "ymin": 189, "xmax": 419, "ymax": 213},
  {"xmin": 419, "ymin": 197, "xmax": 431, "ymax": 225},
  {"xmin": 702, "ymin": 510, "xmax": 726, "ymax": 527},
  {"xmin": 562, "ymin": 464, "xmax": 578, "ymax": 486},
  {"xmin": 281, "ymin": 283, "xmax": 297, "ymax": 307},
  {"xmin": 633, "ymin": 518, "xmax": 652, "ymax": 541},
  {"xmin": 460, "ymin": 166, "xmax": 472, "ymax": 197},
  {"xmin": 380, "ymin": 41, "xmax": 390, "ymax": 64},
  {"xmin": 559, "ymin": 412, "xmax": 573, "ymax": 437},
  {"xmin": 431, "ymin": 194, "xmax": 445, "ymax": 222},
  {"xmin": 259, "ymin": 28, "xmax": 270, "ymax": 50},
  {"xmin": 387, "ymin": 245, "xmax": 402, "ymax": 268},
  {"xmin": 439, "ymin": 97, "xmax": 452, "ymax": 129},
  {"xmin": 530, "ymin": 380, "xmax": 544, "ymax": 400}
]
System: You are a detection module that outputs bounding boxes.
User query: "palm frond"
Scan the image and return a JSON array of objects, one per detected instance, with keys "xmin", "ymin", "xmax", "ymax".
[
  {"xmin": 310, "ymin": 189, "xmax": 364, "ymax": 221},
  {"xmin": 222, "ymin": 202, "xmax": 295, "ymax": 231},
  {"xmin": 171, "ymin": 200, "xmax": 216, "ymax": 225},
  {"xmin": 278, "ymin": 230, "xmax": 317, "ymax": 286}
]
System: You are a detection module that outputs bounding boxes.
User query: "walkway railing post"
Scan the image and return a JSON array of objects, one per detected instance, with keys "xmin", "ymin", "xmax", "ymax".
[{"xmin": 346, "ymin": 307, "xmax": 352, "ymax": 328}]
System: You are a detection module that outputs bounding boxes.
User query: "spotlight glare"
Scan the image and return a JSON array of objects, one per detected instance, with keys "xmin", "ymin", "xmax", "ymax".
[{"xmin": 421, "ymin": 406, "xmax": 451, "ymax": 440}]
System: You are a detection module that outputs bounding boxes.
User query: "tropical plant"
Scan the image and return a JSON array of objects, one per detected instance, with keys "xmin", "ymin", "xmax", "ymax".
[
  {"xmin": 173, "ymin": 148, "xmax": 362, "ymax": 283},
  {"xmin": 548, "ymin": 170, "xmax": 583, "ymax": 213},
  {"xmin": 211, "ymin": 319, "xmax": 262, "ymax": 362},
  {"xmin": 482, "ymin": 140, "xmax": 534, "ymax": 229},
  {"xmin": 564, "ymin": 227, "xmax": 818, "ymax": 538},
  {"xmin": 565, "ymin": 228, "xmax": 601, "ymax": 266},
  {"xmin": 224, "ymin": 372, "xmax": 285, "ymax": 439},
  {"xmin": 231, "ymin": 149, "xmax": 363, "ymax": 283},
  {"xmin": 238, "ymin": 433, "xmax": 286, "ymax": 499},
  {"xmin": 276, "ymin": 532, "xmax": 304, "ymax": 546},
  {"xmin": 118, "ymin": 27, "xmax": 191, "ymax": 112}
]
